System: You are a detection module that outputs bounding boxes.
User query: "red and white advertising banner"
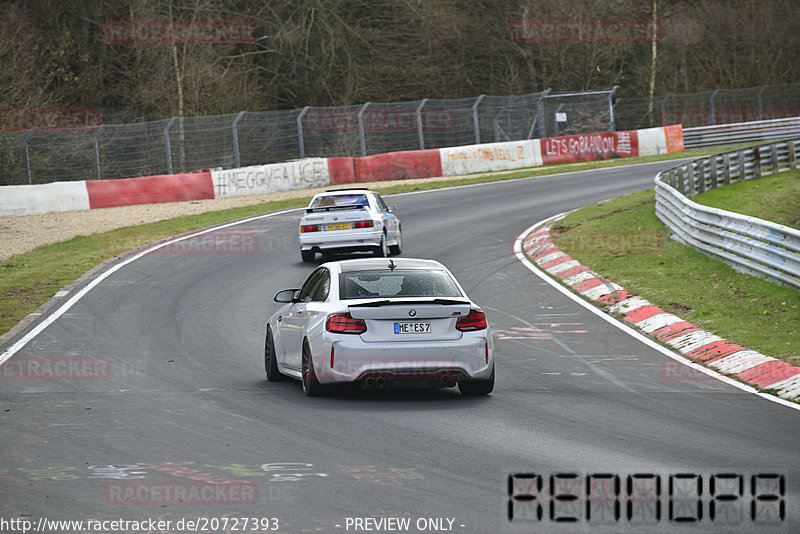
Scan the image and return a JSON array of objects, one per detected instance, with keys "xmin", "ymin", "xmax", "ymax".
[
  {"xmin": 440, "ymin": 140, "xmax": 542, "ymax": 177},
  {"xmin": 540, "ymin": 130, "xmax": 639, "ymax": 165}
]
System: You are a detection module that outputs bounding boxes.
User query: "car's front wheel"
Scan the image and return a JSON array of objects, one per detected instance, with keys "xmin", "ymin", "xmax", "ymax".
[
  {"xmin": 301, "ymin": 342, "xmax": 325, "ymax": 396},
  {"xmin": 264, "ymin": 327, "xmax": 284, "ymax": 382},
  {"xmin": 458, "ymin": 365, "xmax": 494, "ymax": 396}
]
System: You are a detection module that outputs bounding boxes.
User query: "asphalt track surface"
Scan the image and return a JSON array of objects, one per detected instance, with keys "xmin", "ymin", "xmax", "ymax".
[{"xmin": 1, "ymin": 161, "xmax": 797, "ymax": 534}]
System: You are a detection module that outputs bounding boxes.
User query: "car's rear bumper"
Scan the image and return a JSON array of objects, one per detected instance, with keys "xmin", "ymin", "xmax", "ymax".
[
  {"xmin": 312, "ymin": 333, "xmax": 493, "ymax": 385},
  {"xmin": 300, "ymin": 228, "xmax": 383, "ymax": 252}
]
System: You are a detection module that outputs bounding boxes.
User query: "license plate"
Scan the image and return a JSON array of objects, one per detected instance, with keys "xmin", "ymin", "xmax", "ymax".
[
  {"xmin": 394, "ymin": 322, "xmax": 431, "ymax": 334},
  {"xmin": 324, "ymin": 223, "xmax": 350, "ymax": 231}
]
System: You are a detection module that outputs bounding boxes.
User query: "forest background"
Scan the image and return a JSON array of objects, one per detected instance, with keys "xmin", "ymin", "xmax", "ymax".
[{"xmin": 1, "ymin": 0, "xmax": 798, "ymax": 125}]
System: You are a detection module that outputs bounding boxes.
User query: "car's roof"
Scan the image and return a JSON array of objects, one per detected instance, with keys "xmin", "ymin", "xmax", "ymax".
[{"xmin": 323, "ymin": 258, "xmax": 446, "ymax": 273}]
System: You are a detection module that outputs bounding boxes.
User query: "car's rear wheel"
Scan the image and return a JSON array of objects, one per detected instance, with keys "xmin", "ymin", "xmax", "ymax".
[
  {"xmin": 388, "ymin": 229, "xmax": 402, "ymax": 256},
  {"xmin": 458, "ymin": 365, "xmax": 494, "ymax": 396},
  {"xmin": 301, "ymin": 342, "xmax": 325, "ymax": 396},
  {"xmin": 301, "ymin": 249, "xmax": 315, "ymax": 262},
  {"xmin": 264, "ymin": 327, "xmax": 284, "ymax": 382},
  {"xmin": 374, "ymin": 235, "xmax": 389, "ymax": 257}
]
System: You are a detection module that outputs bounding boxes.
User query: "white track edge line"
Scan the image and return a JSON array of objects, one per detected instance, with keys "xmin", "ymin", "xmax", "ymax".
[
  {"xmin": 0, "ymin": 208, "xmax": 300, "ymax": 366},
  {"xmin": 514, "ymin": 214, "xmax": 800, "ymax": 413}
]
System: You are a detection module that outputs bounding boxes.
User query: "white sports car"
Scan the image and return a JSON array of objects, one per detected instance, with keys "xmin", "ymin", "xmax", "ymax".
[
  {"xmin": 264, "ymin": 258, "xmax": 494, "ymax": 396},
  {"xmin": 298, "ymin": 189, "xmax": 402, "ymax": 262}
]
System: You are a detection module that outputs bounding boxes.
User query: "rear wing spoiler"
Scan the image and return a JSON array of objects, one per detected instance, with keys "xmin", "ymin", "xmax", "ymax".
[
  {"xmin": 305, "ymin": 205, "xmax": 368, "ymax": 214},
  {"xmin": 348, "ymin": 298, "xmax": 471, "ymax": 307}
]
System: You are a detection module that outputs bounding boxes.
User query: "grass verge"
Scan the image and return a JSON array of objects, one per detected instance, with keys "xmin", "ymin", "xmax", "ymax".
[
  {"xmin": 550, "ymin": 170, "xmax": 800, "ymax": 366},
  {"xmin": 0, "ymin": 145, "xmax": 754, "ymax": 339}
]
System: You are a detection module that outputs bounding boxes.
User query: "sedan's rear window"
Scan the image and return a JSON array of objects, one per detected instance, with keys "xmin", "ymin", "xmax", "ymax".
[
  {"xmin": 309, "ymin": 194, "xmax": 368, "ymax": 209},
  {"xmin": 341, "ymin": 270, "xmax": 463, "ymax": 299}
]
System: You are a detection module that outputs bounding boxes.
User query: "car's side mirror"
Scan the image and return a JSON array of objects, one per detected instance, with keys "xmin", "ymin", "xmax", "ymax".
[
  {"xmin": 274, "ymin": 289, "xmax": 299, "ymax": 303},
  {"xmin": 387, "ymin": 205, "xmax": 397, "ymax": 213}
]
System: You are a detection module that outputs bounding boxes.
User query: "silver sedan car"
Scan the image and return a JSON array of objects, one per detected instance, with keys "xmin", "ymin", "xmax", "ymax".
[
  {"xmin": 264, "ymin": 258, "xmax": 494, "ymax": 396},
  {"xmin": 299, "ymin": 189, "xmax": 402, "ymax": 262}
]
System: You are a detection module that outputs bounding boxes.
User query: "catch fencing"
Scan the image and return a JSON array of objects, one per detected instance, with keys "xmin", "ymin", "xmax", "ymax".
[
  {"xmin": 655, "ymin": 139, "xmax": 800, "ymax": 289},
  {"xmin": 5, "ymin": 81, "xmax": 799, "ymax": 186},
  {"xmin": 616, "ymin": 82, "xmax": 800, "ymax": 131},
  {"xmin": 0, "ymin": 89, "xmax": 615, "ymax": 186}
]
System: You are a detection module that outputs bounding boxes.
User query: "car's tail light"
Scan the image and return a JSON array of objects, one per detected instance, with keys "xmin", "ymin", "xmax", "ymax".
[
  {"xmin": 352, "ymin": 220, "xmax": 374, "ymax": 229},
  {"xmin": 300, "ymin": 224, "xmax": 320, "ymax": 233},
  {"xmin": 326, "ymin": 313, "xmax": 367, "ymax": 334},
  {"xmin": 456, "ymin": 310, "xmax": 487, "ymax": 331}
]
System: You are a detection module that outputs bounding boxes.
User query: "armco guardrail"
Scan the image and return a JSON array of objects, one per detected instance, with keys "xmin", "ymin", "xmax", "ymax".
[
  {"xmin": 683, "ymin": 116, "xmax": 800, "ymax": 149},
  {"xmin": 655, "ymin": 139, "xmax": 800, "ymax": 289}
]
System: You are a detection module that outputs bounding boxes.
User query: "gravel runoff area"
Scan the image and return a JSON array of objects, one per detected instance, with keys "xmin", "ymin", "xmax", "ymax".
[{"xmin": 0, "ymin": 174, "xmax": 482, "ymax": 262}]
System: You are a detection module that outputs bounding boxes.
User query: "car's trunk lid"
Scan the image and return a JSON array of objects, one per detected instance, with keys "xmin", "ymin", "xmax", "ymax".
[{"xmin": 347, "ymin": 298, "xmax": 471, "ymax": 342}]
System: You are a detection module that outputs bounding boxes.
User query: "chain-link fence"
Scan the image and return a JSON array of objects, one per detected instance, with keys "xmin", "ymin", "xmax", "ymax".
[
  {"xmin": 4, "ymin": 83, "xmax": 799, "ymax": 186},
  {"xmin": 615, "ymin": 83, "xmax": 800, "ymax": 131},
  {"xmin": 0, "ymin": 88, "xmax": 619, "ymax": 186}
]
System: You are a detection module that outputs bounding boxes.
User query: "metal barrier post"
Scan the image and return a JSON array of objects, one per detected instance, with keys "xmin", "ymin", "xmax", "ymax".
[
  {"xmin": 23, "ymin": 128, "xmax": 34, "ymax": 185},
  {"xmin": 526, "ymin": 89, "xmax": 550, "ymax": 139},
  {"xmin": 164, "ymin": 117, "xmax": 177, "ymax": 175},
  {"xmin": 232, "ymin": 111, "xmax": 246, "ymax": 168},
  {"xmin": 737, "ymin": 150, "xmax": 746, "ymax": 181},
  {"xmin": 753, "ymin": 147, "xmax": 762, "ymax": 178},
  {"xmin": 297, "ymin": 106, "xmax": 310, "ymax": 159},
  {"xmin": 358, "ymin": 103, "xmax": 371, "ymax": 157},
  {"xmin": 757, "ymin": 85, "xmax": 767, "ymax": 121},
  {"xmin": 92, "ymin": 125, "xmax": 104, "ymax": 180},
  {"xmin": 472, "ymin": 94, "xmax": 485, "ymax": 145},
  {"xmin": 710, "ymin": 157, "xmax": 718, "ymax": 189},
  {"xmin": 721, "ymin": 153, "xmax": 730, "ymax": 185},
  {"xmin": 608, "ymin": 85, "xmax": 619, "ymax": 131},
  {"xmin": 416, "ymin": 98, "xmax": 428, "ymax": 150},
  {"xmin": 493, "ymin": 108, "xmax": 507, "ymax": 142},
  {"xmin": 698, "ymin": 161, "xmax": 707, "ymax": 194},
  {"xmin": 770, "ymin": 143, "xmax": 779, "ymax": 173},
  {"xmin": 709, "ymin": 89, "xmax": 720, "ymax": 125}
]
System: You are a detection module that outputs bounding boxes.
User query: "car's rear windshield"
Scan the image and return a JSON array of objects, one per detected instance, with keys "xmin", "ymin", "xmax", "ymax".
[
  {"xmin": 309, "ymin": 194, "xmax": 368, "ymax": 209},
  {"xmin": 341, "ymin": 270, "xmax": 463, "ymax": 299}
]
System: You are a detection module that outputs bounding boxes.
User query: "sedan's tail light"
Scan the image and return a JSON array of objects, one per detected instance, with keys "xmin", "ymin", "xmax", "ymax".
[
  {"xmin": 300, "ymin": 224, "xmax": 320, "ymax": 233},
  {"xmin": 326, "ymin": 313, "xmax": 367, "ymax": 334},
  {"xmin": 456, "ymin": 309, "xmax": 487, "ymax": 331},
  {"xmin": 352, "ymin": 220, "xmax": 374, "ymax": 229}
]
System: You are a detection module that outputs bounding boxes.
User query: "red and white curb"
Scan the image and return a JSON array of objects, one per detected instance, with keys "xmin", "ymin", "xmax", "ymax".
[{"xmin": 517, "ymin": 213, "xmax": 800, "ymax": 405}]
